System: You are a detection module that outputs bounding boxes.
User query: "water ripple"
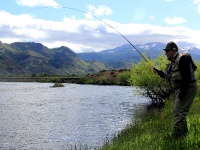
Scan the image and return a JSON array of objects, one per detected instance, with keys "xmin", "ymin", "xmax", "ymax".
[{"xmin": 0, "ymin": 82, "xmax": 149, "ymax": 149}]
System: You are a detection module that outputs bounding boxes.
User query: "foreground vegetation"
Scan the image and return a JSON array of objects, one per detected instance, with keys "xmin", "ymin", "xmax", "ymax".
[{"xmin": 101, "ymin": 54, "xmax": 200, "ymax": 150}]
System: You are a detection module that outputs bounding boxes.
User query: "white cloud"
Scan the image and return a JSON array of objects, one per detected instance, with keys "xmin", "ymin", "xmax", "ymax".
[
  {"xmin": 164, "ymin": 0, "xmax": 173, "ymax": 2},
  {"xmin": 16, "ymin": 0, "xmax": 60, "ymax": 7},
  {"xmin": 164, "ymin": 16, "xmax": 187, "ymax": 25},
  {"xmin": 150, "ymin": 16, "xmax": 156, "ymax": 20},
  {"xmin": 85, "ymin": 5, "xmax": 113, "ymax": 19},
  {"xmin": 1, "ymin": 11, "xmax": 200, "ymax": 52},
  {"xmin": 133, "ymin": 9, "xmax": 145, "ymax": 22},
  {"xmin": 194, "ymin": 0, "xmax": 200, "ymax": 13}
]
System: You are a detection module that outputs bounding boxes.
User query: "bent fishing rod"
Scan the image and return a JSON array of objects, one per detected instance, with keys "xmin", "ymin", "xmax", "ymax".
[{"xmin": 25, "ymin": 6, "xmax": 153, "ymax": 68}]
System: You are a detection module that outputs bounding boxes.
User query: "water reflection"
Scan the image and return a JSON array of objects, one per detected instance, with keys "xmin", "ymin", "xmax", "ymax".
[{"xmin": 0, "ymin": 82, "xmax": 149, "ymax": 149}]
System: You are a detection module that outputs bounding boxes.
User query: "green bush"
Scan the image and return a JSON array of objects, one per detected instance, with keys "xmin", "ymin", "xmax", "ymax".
[
  {"xmin": 97, "ymin": 77, "xmax": 112, "ymax": 85},
  {"xmin": 129, "ymin": 54, "xmax": 169, "ymax": 88},
  {"xmin": 117, "ymin": 71, "xmax": 130, "ymax": 86},
  {"xmin": 128, "ymin": 55, "xmax": 171, "ymax": 104},
  {"xmin": 76, "ymin": 77, "xmax": 97, "ymax": 84},
  {"xmin": 52, "ymin": 82, "xmax": 64, "ymax": 87}
]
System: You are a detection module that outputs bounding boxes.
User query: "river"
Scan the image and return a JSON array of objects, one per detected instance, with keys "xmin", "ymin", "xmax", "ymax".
[{"xmin": 0, "ymin": 82, "xmax": 149, "ymax": 149}]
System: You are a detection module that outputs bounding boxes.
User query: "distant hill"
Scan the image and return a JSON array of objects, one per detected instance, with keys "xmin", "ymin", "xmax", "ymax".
[
  {"xmin": 76, "ymin": 42, "xmax": 200, "ymax": 67},
  {"xmin": 0, "ymin": 41, "xmax": 107, "ymax": 76},
  {"xmin": 1, "ymin": 41, "xmax": 200, "ymax": 76}
]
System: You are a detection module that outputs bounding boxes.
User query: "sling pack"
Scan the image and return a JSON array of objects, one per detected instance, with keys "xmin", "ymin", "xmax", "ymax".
[{"xmin": 181, "ymin": 52, "xmax": 197, "ymax": 72}]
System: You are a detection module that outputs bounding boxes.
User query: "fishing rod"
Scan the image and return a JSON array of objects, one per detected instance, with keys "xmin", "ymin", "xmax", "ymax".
[{"xmin": 25, "ymin": 6, "xmax": 153, "ymax": 67}]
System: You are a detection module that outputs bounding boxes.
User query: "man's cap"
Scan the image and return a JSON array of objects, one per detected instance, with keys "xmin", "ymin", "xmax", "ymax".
[{"xmin": 163, "ymin": 41, "xmax": 178, "ymax": 51}]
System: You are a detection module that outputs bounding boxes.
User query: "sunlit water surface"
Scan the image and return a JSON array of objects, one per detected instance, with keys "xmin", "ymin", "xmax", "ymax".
[{"xmin": 0, "ymin": 82, "xmax": 149, "ymax": 149}]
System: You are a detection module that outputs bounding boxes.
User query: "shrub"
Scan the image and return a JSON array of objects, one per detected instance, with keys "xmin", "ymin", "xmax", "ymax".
[
  {"xmin": 52, "ymin": 82, "xmax": 64, "ymax": 87},
  {"xmin": 76, "ymin": 77, "xmax": 97, "ymax": 84},
  {"xmin": 128, "ymin": 54, "xmax": 171, "ymax": 105},
  {"xmin": 117, "ymin": 71, "xmax": 131, "ymax": 86}
]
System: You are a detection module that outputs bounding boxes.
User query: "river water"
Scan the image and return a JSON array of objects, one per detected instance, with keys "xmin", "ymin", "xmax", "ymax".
[{"xmin": 0, "ymin": 82, "xmax": 149, "ymax": 149}]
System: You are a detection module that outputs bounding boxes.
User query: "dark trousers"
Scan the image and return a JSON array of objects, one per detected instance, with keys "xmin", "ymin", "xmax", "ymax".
[{"xmin": 173, "ymin": 82, "xmax": 197, "ymax": 137}]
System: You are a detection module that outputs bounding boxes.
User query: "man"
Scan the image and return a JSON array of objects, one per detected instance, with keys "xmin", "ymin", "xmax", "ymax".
[{"xmin": 154, "ymin": 41, "xmax": 197, "ymax": 139}]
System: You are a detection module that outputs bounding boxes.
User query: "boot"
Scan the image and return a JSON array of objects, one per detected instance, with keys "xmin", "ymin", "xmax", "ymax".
[{"xmin": 173, "ymin": 121, "xmax": 188, "ymax": 140}]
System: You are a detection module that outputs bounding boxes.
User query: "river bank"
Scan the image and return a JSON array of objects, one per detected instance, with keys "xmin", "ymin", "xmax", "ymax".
[
  {"xmin": 0, "ymin": 69, "xmax": 130, "ymax": 86},
  {"xmin": 101, "ymin": 82, "xmax": 200, "ymax": 150}
]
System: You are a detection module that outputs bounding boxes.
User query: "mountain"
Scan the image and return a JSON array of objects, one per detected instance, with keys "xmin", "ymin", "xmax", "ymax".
[
  {"xmin": 0, "ymin": 41, "xmax": 107, "ymax": 76},
  {"xmin": 77, "ymin": 42, "xmax": 200, "ymax": 66},
  {"xmin": 77, "ymin": 42, "xmax": 165, "ymax": 62},
  {"xmin": 1, "ymin": 41, "xmax": 200, "ymax": 76},
  {"xmin": 187, "ymin": 47, "xmax": 200, "ymax": 60}
]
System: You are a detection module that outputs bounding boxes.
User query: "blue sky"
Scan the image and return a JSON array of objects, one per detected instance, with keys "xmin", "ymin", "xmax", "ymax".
[{"xmin": 0, "ymin": 0, "xmax": 200, "ymax": 52}]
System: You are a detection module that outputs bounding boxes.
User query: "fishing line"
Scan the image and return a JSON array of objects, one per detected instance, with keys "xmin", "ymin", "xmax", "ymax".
[{"xmin": 25, "ymin": 6, "xmax": 153, "ymax": 67}]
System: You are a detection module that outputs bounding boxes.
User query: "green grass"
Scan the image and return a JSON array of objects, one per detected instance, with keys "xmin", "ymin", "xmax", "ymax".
[{"xmin": 101, "ymin": 87, "xmax": 200, "ymax": 150}]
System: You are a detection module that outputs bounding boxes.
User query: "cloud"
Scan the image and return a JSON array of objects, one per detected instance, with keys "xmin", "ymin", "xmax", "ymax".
[
  {"xmin": 150, "ymin": 16, "xmax": 156, "ymax": 20},
  {"xmin": 194, "ymin": 0, "xmax": 200, "ymax": 13},
  {"xmin": 85, "ymin": 5, "xmax": 113, "ymax": 19},
  {"xmin": 16, "ymin": 0, "xmax": 60, "ymax": 7},
  {"xmin": 0, "ymin": 11, "xmax": 200, "ymax": 52},
  {"xmin": 133, "ymin": 9, "xmax": 145, "ymax": 22},
  {"xmin": 164, "ymin": 16, "xmax": 187, "ymax": 25},
  {"xmin": 164, "ymin": 0, "xmax": 173, "ymax": 2}
]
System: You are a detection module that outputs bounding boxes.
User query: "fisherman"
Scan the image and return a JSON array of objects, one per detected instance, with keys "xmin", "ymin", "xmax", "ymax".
[{"xmin": 153, "ymin": 41, "xmax": 197, "ymax": 139}]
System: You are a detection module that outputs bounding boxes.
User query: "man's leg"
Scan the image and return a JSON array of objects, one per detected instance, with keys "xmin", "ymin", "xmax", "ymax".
[{"xmin": 173, "ymin": 83, "xmax": 197, "ymax": 139}]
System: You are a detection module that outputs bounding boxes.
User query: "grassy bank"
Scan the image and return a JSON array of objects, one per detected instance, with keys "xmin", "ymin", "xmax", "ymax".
[
  {"xmin": 0, "ymin": 69, "xmax": 130, "ymax": 86},
  {"xmin": 77, "ymin": 69, "xmax": 130, "ymax": 86},
  {"xmin": 101, "ymin": 85, "xmax": 200, "ymax": 150}
]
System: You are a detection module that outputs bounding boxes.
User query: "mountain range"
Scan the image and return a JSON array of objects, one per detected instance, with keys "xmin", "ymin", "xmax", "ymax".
[
  {"xmin": 0, "ymin": 41, "xmax": 200, "ymax": 76},
  {"xmin": 0, "ymin": 41, "xmax": 107, "ymax": 76},
  {"xmin": 77, "ymin": 42, "xmax": 200, "ymax": 62}
]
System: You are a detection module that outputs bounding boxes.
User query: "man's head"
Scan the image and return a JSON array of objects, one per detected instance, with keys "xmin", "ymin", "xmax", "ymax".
[{"xmin": 163, "ymin": 41, "xmax": 178, "ymax": 60}]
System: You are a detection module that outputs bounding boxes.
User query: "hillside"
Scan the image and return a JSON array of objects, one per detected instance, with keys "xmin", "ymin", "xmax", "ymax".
[
  {"xmin": 0, "ymin": 41, "xmax": 107, "ymax": 76},
  {"xmin": 77, "ymin": 42, "xmax": 200, "ymax": 64},
  {"xmin": 1, "ymin": 41, "xmax": 200, "ymax": 76}
]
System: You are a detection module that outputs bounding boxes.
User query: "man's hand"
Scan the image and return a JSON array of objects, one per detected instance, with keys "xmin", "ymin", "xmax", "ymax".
[
  {"xmin": 153, "ymin": 67, "xmax": 165, "ymax": 78},
  {"xmin": 153, "ymin": 67, "xmax": 160, "ymax": 74}
]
